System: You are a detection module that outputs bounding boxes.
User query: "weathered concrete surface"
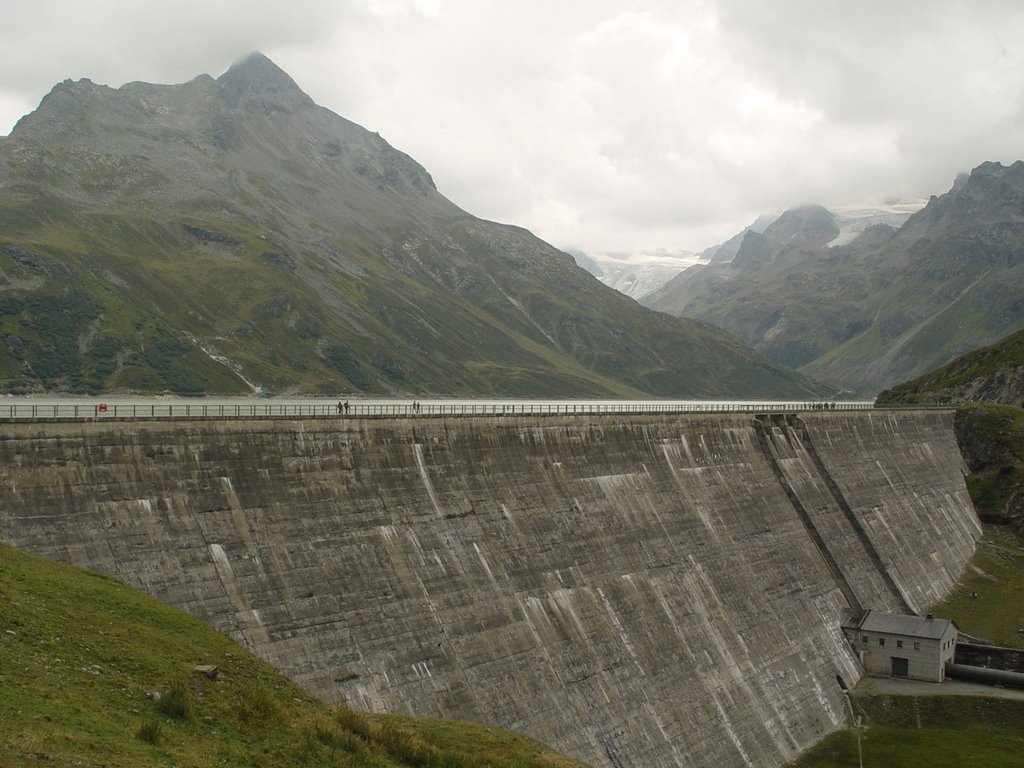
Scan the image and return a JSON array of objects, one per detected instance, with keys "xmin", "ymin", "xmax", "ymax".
[{"xmin": 0, "ymin": 410, "xmax": 980, "ymax": 767}]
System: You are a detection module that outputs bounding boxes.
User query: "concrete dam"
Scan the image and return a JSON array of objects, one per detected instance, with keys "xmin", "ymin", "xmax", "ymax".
[{"xmin": 0, "ymin": 409, "xmax": 981, "ymax": 767}]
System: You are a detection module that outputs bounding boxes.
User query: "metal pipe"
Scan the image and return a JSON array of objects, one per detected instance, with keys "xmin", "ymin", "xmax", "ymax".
[{"xmin": 946, "ymin": 662, "xmax": 1024, "ymax": 688}]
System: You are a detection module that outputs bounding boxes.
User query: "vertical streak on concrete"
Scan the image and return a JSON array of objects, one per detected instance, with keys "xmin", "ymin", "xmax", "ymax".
[
  {"xmin": 794, "ymin": 417, "xmax": 916, "ymax": 614},
  {"xmin": 712, "ymin": 694, "xmax": 754, "ymax": 766},
  {"xmin": 595, "ymin": 587, "xmax": 643, "ymax": 674},
  {"xmin": 206, "ymin": 542, "xmax": 269, "ymax": 649},
  {"xmin": 413, "ymin": 443, "xmax": 444, "ymax": 517},
  {"xmin": 752, "ymin": 417, "xmax": 861, "ymax": 612},
  {"xmin": 220, "ymin": 477, "xmax": 259, "ymax": 554},
  {"xmin": 660, "ymin": 444, "xmax": 716, "ymax": 534},
  {"xmin": 186, "ymin": 508, "xmax": 249, "ymax": 644},
  {"xmin": 472, "ymin": 542, "xmax": 497, "ymax": 585}
]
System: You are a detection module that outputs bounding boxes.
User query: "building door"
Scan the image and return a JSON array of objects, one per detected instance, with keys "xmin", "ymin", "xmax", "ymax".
[{"xmin": 891, "ymin": 657, "xmax": 909, "ymax": 677}]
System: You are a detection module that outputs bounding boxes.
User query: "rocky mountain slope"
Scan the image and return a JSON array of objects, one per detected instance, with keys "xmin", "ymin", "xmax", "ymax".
[
  {"xmin": 643, "ymin": 164, "xmax": 1024, "ymax": 395},
  {"xmin": 0, "ymin": 54, "xmax": 819, "ymax": 398}
]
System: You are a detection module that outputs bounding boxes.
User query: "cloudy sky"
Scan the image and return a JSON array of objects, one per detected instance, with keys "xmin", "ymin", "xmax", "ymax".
[{"xmin": 2, "ymin": 1, "xmax": 1023, "ymax": 257}]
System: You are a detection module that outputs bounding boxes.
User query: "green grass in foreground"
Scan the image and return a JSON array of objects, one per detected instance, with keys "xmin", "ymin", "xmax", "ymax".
[
  {"xmin": 931, "ymin": 526, "xmax": 1024, "ymax": 647},
  {"xmin": 0, "ymin": 543, "xmax": 587, "ymax": 768},
  {"xmin": 786, "ymin": 696, "xmax": 1024, "ymax": 768}
]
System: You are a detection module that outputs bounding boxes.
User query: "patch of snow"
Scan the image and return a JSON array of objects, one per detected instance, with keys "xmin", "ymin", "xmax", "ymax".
[
  {"xmin": 589, "ymin": 250, "xmax": 707, "ymax": 300},
  {"xmin": 828, "ymin": 199, "xmax": 927, "ymax": 246}
]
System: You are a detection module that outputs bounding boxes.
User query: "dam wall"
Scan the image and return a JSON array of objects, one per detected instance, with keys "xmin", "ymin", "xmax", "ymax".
[{"xmin": 0, "ymin": 410, "xmax": 980, "ymax": 767}]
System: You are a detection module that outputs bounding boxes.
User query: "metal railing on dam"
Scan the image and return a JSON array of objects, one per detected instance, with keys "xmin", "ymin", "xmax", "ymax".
[{"xmin": 0, "ymin": 399, "xmax": 952, "ymax": 420}]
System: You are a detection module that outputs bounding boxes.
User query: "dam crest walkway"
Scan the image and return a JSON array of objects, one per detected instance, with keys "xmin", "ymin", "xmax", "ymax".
[{"xmin": 0, "ymin": 398, "xmax": 949, "ymax": 421}]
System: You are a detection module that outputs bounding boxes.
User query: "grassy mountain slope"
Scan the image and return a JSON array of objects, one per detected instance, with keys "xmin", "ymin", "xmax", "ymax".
[
  {"xmin": 876, "ymin": 327, "xmax": 1024, "ymax": 406},
  {"xmin": 643, "ymin": 163, "xmax": 1024, "ymax": 395},
  {"xmin": 0, "ymin": 54, "xmax": 820, "ymax": 399},
  {"xmin": 0, "ymin": 543, "xmax": 587, "ymax": 768}
]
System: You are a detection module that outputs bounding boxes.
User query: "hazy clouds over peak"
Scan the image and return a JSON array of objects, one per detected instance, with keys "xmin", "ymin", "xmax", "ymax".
[{"xmin": 3, "ymin": 0, "xmax": 1023, "ymax": 255}]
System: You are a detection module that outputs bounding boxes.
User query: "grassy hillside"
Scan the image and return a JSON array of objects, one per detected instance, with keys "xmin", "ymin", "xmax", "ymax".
[
  {"xmin": 876, "ymin": 328, "xmax": 1024, "ymax": 406},
  {"xmin": 0, "ymin": 543, "xmax": 587, "ymax": 768}
]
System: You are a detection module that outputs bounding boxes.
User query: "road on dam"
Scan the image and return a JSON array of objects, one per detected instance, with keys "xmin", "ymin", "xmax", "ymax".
[{"xmin": 0, "ymin": 396, "xmax": 886, "ymax": 420}]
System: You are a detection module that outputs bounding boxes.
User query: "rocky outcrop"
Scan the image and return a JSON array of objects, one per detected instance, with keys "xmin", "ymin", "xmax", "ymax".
[
  {"xmin": 953, "ymin": 404, "xmax": 1024, "ymax": 533},
  {"xmin": 0, "ymin": 410, "xmax": 980, "ymax": 767},
  {"xmin": 891, "ymin": 364, "xmax": 1024, "ymax": 408}
]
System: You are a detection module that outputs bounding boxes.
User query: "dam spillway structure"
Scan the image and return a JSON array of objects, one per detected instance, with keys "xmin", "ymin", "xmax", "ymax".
[{"xmin": 0, "ymin": 408, "xmax": 981, "ymax": 767}]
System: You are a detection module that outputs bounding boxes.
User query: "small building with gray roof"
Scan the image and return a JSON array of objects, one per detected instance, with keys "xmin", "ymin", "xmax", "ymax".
[{"xmin": 843, "ymin": 610, "xmax": 957, "ymax": 683}]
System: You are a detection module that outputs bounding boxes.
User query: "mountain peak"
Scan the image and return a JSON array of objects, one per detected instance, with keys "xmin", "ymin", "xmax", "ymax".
[
  {"xmin": 762, "ymin": 204, "xmax": 839, "ymax": 249},
  {"xmin": 217, "ymin": 52, "xmax": 312, "ymax": 112},
  {"xmin": 222, "ymin": 52, "xmax": 293, "ymax": 86}
]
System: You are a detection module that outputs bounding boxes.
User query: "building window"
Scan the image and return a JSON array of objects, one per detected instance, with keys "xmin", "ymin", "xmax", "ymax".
[
  {"xmin": 914, "ymin": 642, "xmax": 920, "ymax": 651},
  {"xmin": 862, "ymin": 635, "xmax": 869, "ymax": 645},
  {"xmin": 879, "ymin": 638, "xmax": 885, "ymax": 647},
  {"xmin": 896, "ymin": 640, "xmax": 903, "ymax": 649}
]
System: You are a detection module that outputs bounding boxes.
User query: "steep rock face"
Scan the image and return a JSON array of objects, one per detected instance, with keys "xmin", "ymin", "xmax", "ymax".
[
  {"xmin": 644, "ymin": 163, "xmax": 1024, "ymax": 395},
  {"xmin": 0, "ymin": 54, "xmax": 818, "ymax": 398},
  {"xmin": 739, "ymin": 205, "xmax": 839, "ymax": 270},
  {"xmin": 0, "ymin": 410, "xmax": 979, "ymax": 767},
  {"xmin": 902, "ymin": 363, "xmax": 1024, "ymax": 406},
  {"xmin": 954, "ymin": 404, "xmax": 1024, "ymax": 534}
]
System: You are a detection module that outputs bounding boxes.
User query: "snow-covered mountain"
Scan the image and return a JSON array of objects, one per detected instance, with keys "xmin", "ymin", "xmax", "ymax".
[
  {"xmin": 572, "ymin": 250, "xmax": 706, "ymax": 300},
  {"xmin": 574, "ymin": 200, "xmax": 926, "ymax": 303},
  {"xmin": 828, "ymin": 199, "xmax": 928, "ymax": 246}
]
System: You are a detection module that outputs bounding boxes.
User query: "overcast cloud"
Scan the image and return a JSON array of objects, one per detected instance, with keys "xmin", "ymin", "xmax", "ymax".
[{"xmin": 2, "ymin": 0, "xmax": 1023, "ymax": 256}]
